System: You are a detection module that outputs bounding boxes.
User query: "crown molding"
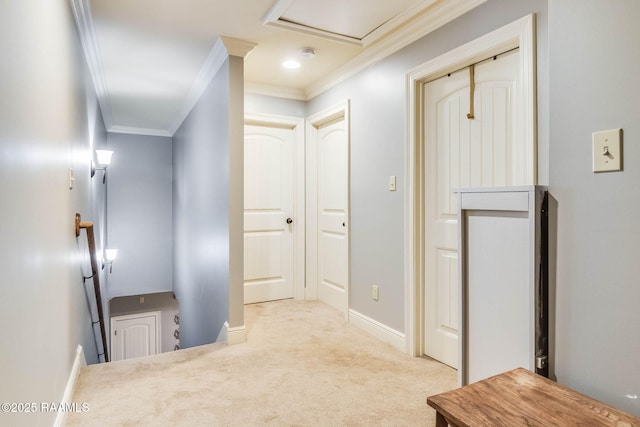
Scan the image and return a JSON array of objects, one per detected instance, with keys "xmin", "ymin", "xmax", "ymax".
[
  {"xmin": 108, "ymin": 125, "xmax": 173, "ymax": 138},
  {"xmin": 167, "ymin": 38, "xmax": 229, "ymax": 135},
  {"xmin": 305, "ymin": 0, "xmax": 487, "ymax": 100},
  {"xmin": 251, "ymin": 0, "xmax": 486, "ymax": 101},
  {"xmin": 72, "ymin": 0, "xmax": 485, "ymax": 130},
  {"xmin": 169, "ymin": 36, "xmax": 256, "ymax": 134},
  {"xmin": 168, "ymin": 36, "xmax": 256, "ymax": 135},
  {"xmin": 244, "ymin": 82, "xmax": 307, "ymax": 101},
  {"xmin": 70, "ymin": 3, "xmax": 257, "ymax": 137},
  {"xmin": 362, "ymin": 0, "xmax": 440, "ymax": 47},
  {"xmin": 69, "ymin": 0, "xmax": 113, "ymax": 129}
]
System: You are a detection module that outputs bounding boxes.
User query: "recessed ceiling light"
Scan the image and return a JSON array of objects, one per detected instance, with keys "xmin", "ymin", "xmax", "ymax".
[{"xmin": 282, "ymin": 59, "xmax": 301, "ymax": 69}]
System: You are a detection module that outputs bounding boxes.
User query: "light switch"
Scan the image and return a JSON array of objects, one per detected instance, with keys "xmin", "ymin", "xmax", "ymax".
[
  {"xmin": 593, "ymin": 128, "xmax": 622, "ymax": 173},
  {"xmin": 389, "ymin": 175, "xmax": 397, "ymax": 191}
]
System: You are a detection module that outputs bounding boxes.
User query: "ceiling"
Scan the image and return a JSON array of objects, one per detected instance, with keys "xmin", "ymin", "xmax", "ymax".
[{"xmin": 71, "ymin": 0, "xmax": 485, "ymax": 136}]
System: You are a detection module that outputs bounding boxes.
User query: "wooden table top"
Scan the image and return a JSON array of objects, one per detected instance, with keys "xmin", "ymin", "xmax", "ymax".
[{"xmin": 427, "ymin": 368, "xmax": 640, "ymax": 426}]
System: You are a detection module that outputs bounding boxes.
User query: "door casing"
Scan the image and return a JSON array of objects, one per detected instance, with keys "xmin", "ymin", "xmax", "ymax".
[{"xmin": 405, "ymin": 14, "xmax": 537, "ymax": 359}]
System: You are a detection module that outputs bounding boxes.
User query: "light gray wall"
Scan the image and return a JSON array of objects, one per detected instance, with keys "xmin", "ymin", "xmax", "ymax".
[
  {"xmin": 110, "ymin": 292, "xmax": 180, "ymax": 353},
  {"xmin": 173, "ymin": 60, "xmax": 231, "ymax": 348},
  {"xmin": 307, "ymin": 0, "xmax": 549, "ymax": 333},
  {"xmin": 0, "ymin": 0, "xmax": 107, "ymax": 425},
  {"xmin": 245, "ymin": 93, "xmax": 306, "ymax": 118},
  {"xmin": 549, "ymin": 0, "xmax": 640, "ymax": 415},
  {"xmin": 106, "ymin": 133, "xmax": 173, "ymax": 298}
]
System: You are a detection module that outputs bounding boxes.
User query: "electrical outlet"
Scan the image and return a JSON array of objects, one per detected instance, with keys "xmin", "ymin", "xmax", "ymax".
[{"xmin": 372, "ymin": 285, "xmax": 379, "ymax": 301}]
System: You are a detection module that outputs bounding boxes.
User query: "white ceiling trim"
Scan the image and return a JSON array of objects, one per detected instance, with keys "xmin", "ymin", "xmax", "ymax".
[
  {"xmin": 244, "ymin": 82, "xmax": 307, "ymax": 101},
  {"xmin": 363, "ymin": 0, "xmax": 439, "ymax": 47},
  {"xmin": 167, "ymin": 37, "xmax": 257, "ymax": 135},
  {"xmin": 75, "ymin": 0, "xmax": 487, "ymax": 131},
  {"xmin": 72, "ymin": 31, "xmax": 253, "ymax": 136},
  {"xmin": 303, "ymin": 0, "xmax": 488, "ymax": 100},
  {"xmin": 69, "ymin": 0, "xmax": 113, "ymax": 130},
  {"xmin": 108, "ymin": 125, "xmax": 173, "ymax": 138},
  {"xmin": 71, "ymin": 3, "xmax": 258, "ymax": 137},
  {"xmin": 167, "ymin": 38, "xmax": 229, "ymax": 135}
]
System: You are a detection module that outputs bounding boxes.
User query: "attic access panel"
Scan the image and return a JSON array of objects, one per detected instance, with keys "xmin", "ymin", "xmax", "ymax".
[{"xmin": 262, "ymin": 0, "xmax": 435, "ymax": 46}]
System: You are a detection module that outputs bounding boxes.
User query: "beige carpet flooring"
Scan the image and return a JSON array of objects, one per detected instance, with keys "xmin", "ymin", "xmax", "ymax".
[{"xmin": 67, "ymin": 300, "xmax": 456, "ymax": 426}]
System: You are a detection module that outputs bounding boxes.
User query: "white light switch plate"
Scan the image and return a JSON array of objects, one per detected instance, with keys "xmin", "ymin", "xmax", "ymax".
[
  {"xmin": 593, "ymin": 128, "xmax": 622, "ymax": 173},
  {"xmin": 389, "ymin": 175, "xmax": 396, "ymax": 191}
]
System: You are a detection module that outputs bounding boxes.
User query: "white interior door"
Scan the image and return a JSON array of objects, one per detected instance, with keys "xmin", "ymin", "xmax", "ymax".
[
  {"xmin": 316, "ymin": 116, "xmax": 349, "ymax": 315},
  {"xmin": 424, "ymin": 49, "xmax": 520, "ymax": 368},
  {"xmin": 244, "ymin": 124, "xmax": 295, "ymax": 304},
  {"xmin": 111, "ymin": 311, "xmax": 160, "ymax": 361}
]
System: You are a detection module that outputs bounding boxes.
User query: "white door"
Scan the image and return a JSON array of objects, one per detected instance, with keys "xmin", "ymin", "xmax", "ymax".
[
  {"xmin": 111, "ymin": 312, "xmax": 160, "ymax": 361},
  {"xmin": 244, "ymin": 124, "xmax": 295, "ymax": 304},
  {"xmin": 424, "ymin": 49, "xmax": 521, "ymax": 368},
  {"xmin": 316, "ymin": 116, "xmax": 349, "ymax": 314}
]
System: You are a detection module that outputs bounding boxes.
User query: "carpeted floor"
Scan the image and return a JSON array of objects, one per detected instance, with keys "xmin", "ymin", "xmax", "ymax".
[{"xmin": 67, "ymin": 300, "xmax": 456, "ymax": 426}]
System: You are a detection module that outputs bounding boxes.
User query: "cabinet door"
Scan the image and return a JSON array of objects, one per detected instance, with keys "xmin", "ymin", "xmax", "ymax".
[{"xmin": 111, "ymin": 312, "xmax": 160, "ymax": 361}]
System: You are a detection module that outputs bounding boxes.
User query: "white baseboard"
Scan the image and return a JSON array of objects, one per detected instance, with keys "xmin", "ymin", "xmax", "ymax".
[
  {"xmin": 54, "ymin": 345, "xmax": 87, "ymax": 427},
  {"xmin": 226, "ymin": 324, "xmax": 247, "ymax": 345},
  {"xmin": 348, "ymin": 309, "xmax": 406, "ymax": 352}
]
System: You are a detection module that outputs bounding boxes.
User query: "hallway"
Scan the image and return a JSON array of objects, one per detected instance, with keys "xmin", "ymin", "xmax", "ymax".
[{"xmin": 68, "ymin": 300, "xmax": 455, "ymax": 426}]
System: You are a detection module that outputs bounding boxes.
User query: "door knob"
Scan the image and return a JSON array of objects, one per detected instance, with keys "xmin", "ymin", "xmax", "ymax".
[
  {"xmin": 342, "ymin": 222, "xmax": 346, "ymax": 227},
  {"xmin": 286, "ymin": 218, "xmax": 293, "ymax": 224}
]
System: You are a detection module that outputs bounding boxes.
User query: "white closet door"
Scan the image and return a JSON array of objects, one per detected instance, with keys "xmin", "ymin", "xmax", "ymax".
[
  {"xmin": 424, "ymin": 50, "xmax": 521, "ymax": 368},
  {"xmin": 317, "ymin": 117, "xmax": 349, "ymax": 315}
]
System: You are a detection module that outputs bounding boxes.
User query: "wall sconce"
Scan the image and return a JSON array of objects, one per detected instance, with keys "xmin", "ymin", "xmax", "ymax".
[
  {"xmin": 91, "ymin": 149, "xmax": 113, "ymax": 183},
  {"xmin": 102, "ymin": 248, "xmax": 118, "ymax": 273}
]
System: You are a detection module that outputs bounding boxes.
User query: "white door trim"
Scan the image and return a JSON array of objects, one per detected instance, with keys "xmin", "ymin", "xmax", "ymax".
[
  {"xmin": 404, "ymin": 14, "xmax": 537, "ymax": 356},
  {"xmin": 306, "ymin": 100, "xmax": 350, "ymax": 308},
  {"xmin": 244, "ymin": 112, "xmax": 306, "ymax": 300}
]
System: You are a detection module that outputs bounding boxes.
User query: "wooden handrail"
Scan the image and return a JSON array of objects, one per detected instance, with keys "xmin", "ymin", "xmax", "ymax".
[{"xmin": 75, "ymin": 213, "xmax": 109, "ymax": 362}]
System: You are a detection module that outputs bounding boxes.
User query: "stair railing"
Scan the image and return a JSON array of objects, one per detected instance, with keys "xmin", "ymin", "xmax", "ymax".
[{"xmin": 75, "ymin": 213, "xmax": 109, "ymax": 362}]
